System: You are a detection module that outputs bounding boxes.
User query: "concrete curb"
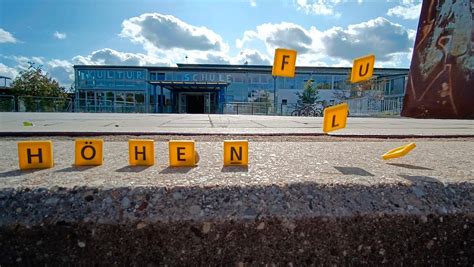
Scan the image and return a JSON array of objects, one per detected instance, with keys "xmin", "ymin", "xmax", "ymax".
[{"xmin": 1, "ymin": 182, "xmax": 472, "ymax": 264}]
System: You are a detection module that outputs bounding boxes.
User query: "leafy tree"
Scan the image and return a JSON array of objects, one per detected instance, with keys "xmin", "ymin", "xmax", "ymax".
[
  {"xmin": 10, "ymin": 63, "xmax": 69, "ymax": 111},
  {"xmin": 295, "ymin": 79, "xmax": 319, "ymax": 106},
  {"xmin": 11, "ymin": 63, "xmax": 67, "ymax": 98}
]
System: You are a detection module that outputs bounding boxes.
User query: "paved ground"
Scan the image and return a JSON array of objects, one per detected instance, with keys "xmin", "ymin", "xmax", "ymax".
[
  {"xmin": 1, "ymin": 112, "xmax": 474, "ymax": 136},
  {"xmin": 1, "ymin": 139, "xmax": 472, "ymax": 189}
]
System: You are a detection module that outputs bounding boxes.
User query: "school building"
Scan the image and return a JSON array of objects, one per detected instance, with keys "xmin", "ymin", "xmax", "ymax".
[{"xmin": 73, "ymin": 64, "xmax": 409, "ymax": 114}]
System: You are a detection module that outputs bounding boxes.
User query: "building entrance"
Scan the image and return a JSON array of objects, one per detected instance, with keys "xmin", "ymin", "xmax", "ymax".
[
  {"xmin": 186, "ymin": 94, "xmax": 205, "ymax": 113},
  {"xmin": 148, "ymin": 81, "xmax": 229, "ymax": 114}
]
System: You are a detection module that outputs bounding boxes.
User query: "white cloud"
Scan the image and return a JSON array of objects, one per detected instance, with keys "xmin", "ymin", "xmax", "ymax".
[
  {"xmin": 45, "ymin": 59, "xmax": 74, "ymax": 87},
  {"xmin": 250, "ymin": 0, "xmax": 257, "ymax": 7},
  {"xmin": 0, "ymin": 63, "xmax": 18, "ymax": 79},
  {"xmin": 120, "ymin": 13, "xmax": 228, "ymax": 53},
  {"xmin": 236, "ymin": 22, "xmax": 314, "ymax": 54},
  {"xmin": 236, "ymin": 17, "xmax": 415, "ymax": 67},
  {"xmin": 295, "ymin": 0, "xmax": 343, "ymax": 16},
  {"xmin": 53, "ymin": 31, "xmax": 67, "ymax": 40},
  {"xmin": 233, "ymin": 49, "xmax": 271, "ymax": 65},
  {"xmin": 0, "ymin": 28, "xmax": 18, "ymax": 43},
  {"xmin": 321, "ymin": 17, "xmax": 414, "ymax": 61},
  {"xmin": 72, "ymin": 48, "xmax": 171, "ymax": 66},
  {"xmin": 387, "ymin": 0, "xmax": 422, "ymax": 20}
]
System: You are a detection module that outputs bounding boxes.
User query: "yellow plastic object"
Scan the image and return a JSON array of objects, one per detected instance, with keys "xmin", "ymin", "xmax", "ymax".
[
  {"xmin": 323, "ymin": 103, "xmax": 348, "ymax": 133},
  {"xmin": 223, "ymin": 140, "xmax": 249, "ymax": 166},
  {"xmin": 17, "ymin": 140, "xmax": 54, "ymax": 170},
  {"xmin": 272, "ymin": 48, "xmax": 297, "ymax": 78},
  {"xmin": 382, "ymin": 143, "xmax": 416, "ymax": 160},
  {"xmin": 23, "ymin": 121, "xmax": 33, "ymax": 126},
  {"xmin": 74, "ymin": 139, "xmax": 104, "ymax": 166},
  {"xmin": 169, "ymin": 140, "xmax": 197, "ymax": 167},
  {"xmin": 351, "ymin": 54, "xmax": 375, "ymax": 83},
  {"xmin": 128, "ymin": 139, "xmax": 155, "ymax": 166}
]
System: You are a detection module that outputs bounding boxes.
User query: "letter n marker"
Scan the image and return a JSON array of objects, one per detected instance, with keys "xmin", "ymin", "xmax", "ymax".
[
  {"xmin": 224, "ymin": 140, "xmax": 248, "ymax": 166},
  {"xmin": 169, "ymin": 140, "xmax": 196, "ymax": 167},
  {"xmin": 75, "ymin": 139, "xmax": 103, "ymax": 166},
  {"xmin": 17, "ymin": 141, "xmax": 53, "ymax": 170},
  {"xmin": 128, "ymin": 139, "xmax": 155, "ymax": 166}
]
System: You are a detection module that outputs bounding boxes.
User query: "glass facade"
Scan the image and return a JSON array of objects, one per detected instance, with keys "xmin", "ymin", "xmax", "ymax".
[{"xmin": 74, "ymin": 65, "xmax": 408, "ymax": 114}]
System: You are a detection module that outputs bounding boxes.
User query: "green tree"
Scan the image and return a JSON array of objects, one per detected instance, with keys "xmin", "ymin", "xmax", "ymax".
[
  {"xmin": 295, "ymin": 79, "xmax": 319, "ymax": 106},
  {"xmin": 11, "ymin": 63, "xmax": 69, "ymax": 112},
  {"xmin": 11, "ymin": 64, "xmax": 67, "ymax": 98}
]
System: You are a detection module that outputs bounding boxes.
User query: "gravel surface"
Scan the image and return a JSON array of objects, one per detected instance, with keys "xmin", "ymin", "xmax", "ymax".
[{"xmin": 1, "ymin": 138, "xmax": 472, "ymax": 265}]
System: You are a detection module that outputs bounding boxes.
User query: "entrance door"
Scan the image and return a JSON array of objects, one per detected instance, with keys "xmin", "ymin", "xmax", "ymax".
[{"xmin": 186, "ymin": 94, "xmax": 205, "ymax": 113}]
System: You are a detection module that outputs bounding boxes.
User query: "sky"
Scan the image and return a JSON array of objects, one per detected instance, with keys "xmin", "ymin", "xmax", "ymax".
[{"xmin": 0, "ymin": 0, "xmax": 422, "ymax": 87}]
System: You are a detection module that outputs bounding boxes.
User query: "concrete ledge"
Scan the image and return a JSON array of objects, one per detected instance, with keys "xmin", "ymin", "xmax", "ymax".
[{"xmin": 1, "ymin": 182, "xmax": 472, "ymax": 265}]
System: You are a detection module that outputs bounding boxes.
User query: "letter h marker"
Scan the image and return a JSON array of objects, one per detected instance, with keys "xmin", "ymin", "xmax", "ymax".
[
  {"xmin": 128, "ymin": 139, "xmax": 155, "ymax": 166},
  {"xmin": 18, "ymin": 140, "xmax": 54, "ymax": 170}
]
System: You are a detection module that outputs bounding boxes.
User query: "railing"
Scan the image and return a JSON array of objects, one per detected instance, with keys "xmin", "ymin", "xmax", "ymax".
[
  {"xmin": 16, "ymin": 96, "xmax": 73, "ymax": 112},
  {"xmin": 224, "ymin": 102, "xmax": 275, "ymax": 115},
  {"xmin": 347, "ymin": 96, "xmax": 404, "ymax": 116},
  {"xmin": 0, "ymin": 95, "xmax": 15, "ymax": 112},
  {"xmin": 74, "ymin": 98, "xmax": 147, "ymax": 113}
]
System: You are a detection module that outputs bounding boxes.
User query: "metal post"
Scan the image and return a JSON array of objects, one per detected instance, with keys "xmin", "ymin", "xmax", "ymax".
[
  {"xmin": 273, "ymin": 76, "xmax": 277, "ymax": 115},
  {"xmin": 160, "ymin": 86, "xmax": 164, "ymax": 113},
  {"xmin": 153, "ymin": 85, "xmax": 158, "ymax": 113}
]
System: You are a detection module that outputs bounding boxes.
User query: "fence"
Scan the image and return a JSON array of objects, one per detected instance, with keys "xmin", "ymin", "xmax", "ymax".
[
  {"xmin": 223, "ymin": 102, "xmax": 275, "ymax": 115},
  {"xmin": 347, "ymin": 96, "xmax": 403, "ymax": 116},
  {"xmin": 74, "ymin": 98, "xmax": 147, "ymax": 113},
  {"xmin": 0, "ymin": 95, "xmax": 73, "ymax": 112},
  {"xmin": 0, "ymin": 95, "xmax": 15, "ymax": 112}
]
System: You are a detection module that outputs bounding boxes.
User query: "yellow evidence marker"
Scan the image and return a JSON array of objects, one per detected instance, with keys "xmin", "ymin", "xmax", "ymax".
[
  {"xmin": 351, "ymin": 54, "xmax": 375, "ymax": 83},
  {"xmin": 128, "ymin": 139, "xmax": 155, "ymax": 166},
  {"xmin": 75, "ymin": 139, "xmax": 104, "ymax": 166},
  {"xmin": 272, "ymin": 48, "xmax": 297, "ymax": 78},
  {"xmin": 169, "ymin": 140, "xmax": 197, "ymax": 167},
  {"xmin": 382, "ymin": 143, "xmax": 416, "ymax": 160},
  {"xmin": 323, "ymin": 103, "xmax": 349, "ymax": 133},
  {"xmin": 223, "ymin": 140, "xmax": 248, "ymax": 166},
  {"xmin": 17, "ymin": 140, "xmax": 54, "ymax": 170}
]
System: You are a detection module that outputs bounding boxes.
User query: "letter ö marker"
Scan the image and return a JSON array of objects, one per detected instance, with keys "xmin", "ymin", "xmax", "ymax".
[
  {"xmin": 224, "ymin": 140, "xmax": 248, "ymax": 166},
  {"xmin": 75, "ymin": 139, "xmax": 103, "ymax": 166},
  {"xmin": 128, "ymin": 139, "xmax": 155, "ymax": 166},
  {"xmin": 169, "ymin": 140, "xmax": 197, "ymax": 167},
  {"xmin": 18, "ymin": 141, "xmax": 53, "ymax": 170}
]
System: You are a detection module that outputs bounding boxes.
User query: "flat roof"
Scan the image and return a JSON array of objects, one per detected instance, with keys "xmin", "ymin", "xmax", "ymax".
[{"xmin": 74, "ymin": 63, "xmax": 409, "ymax": 75}]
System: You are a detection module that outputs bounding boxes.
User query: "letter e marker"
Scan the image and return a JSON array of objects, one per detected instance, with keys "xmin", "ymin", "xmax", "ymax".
[
  {"xmin": 224, "ymin": 140, "xmax": 248, "ymax": 166},
  {"xmin": 169, "ymin": 140, "xmax": 196, "ymax": 167},
  {"xmin": 75, "ymin": 139, "xmax": 103, "ymax": 166},
  {"xmin": 129, "ymin": 139, "xmax": 155, "ymax": 166},
  {"xmin": 323, "ymin": 103, "xmax": 349, "ymax": 133},
  {"xmin": 18, "ymin": 140, "xmax": 53, "ymax": 170}
]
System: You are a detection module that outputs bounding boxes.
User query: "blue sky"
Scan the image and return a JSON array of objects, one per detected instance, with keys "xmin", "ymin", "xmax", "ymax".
[{"xmin": 0, "ymin": 0, "xmax": 422, "ymax": 86}]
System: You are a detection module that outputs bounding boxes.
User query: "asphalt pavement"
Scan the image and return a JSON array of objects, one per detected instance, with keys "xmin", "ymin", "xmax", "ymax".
[{"xmin": 1, "ymin": 112, "xmax": 474, "ymax": 136}]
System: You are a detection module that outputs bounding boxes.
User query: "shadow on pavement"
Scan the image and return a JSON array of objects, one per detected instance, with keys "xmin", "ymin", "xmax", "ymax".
[
  {"xmin": 333, "ymin": 166, "xmax": 374, "ymax": 176},
  {"xmin": 159, "ymin": 166, "xmax": 193, "ymax": 174},
  {"xmin": 399, "ymin": 175, "xmax": 441, "ymax": 184},
  {"xmin": 116, "ymin": 166, "xmax": 151, "ymax": 173},
  {"xmin": 56, "ymin": 166, "xmax": 98, "ymax": 172},
  {"xmin": 387, "ymin": 163, "xmax": 433, "ymax": 170},
  {"xmin": 0, "ymin": 169, "xmax": 42, "ymax": 178},
  {"xmin": 221, "ymin": 166, "xmax": 249, "ymax": 173}
]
